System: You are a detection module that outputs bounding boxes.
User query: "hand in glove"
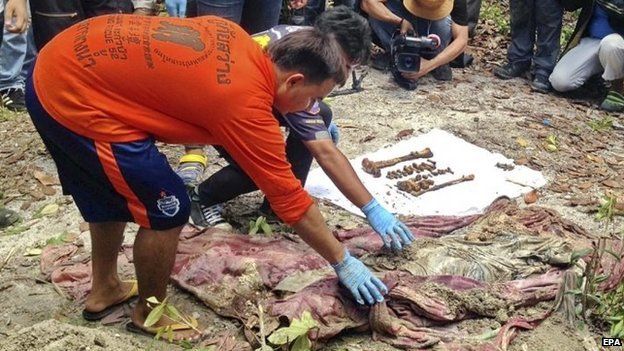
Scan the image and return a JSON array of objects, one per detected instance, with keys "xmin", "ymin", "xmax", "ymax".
[
  {"xmin": 362, "ymin": 198, "xmax": 415, "ymax": 251},
  {"xmin": 332, "ymin": 250, "xmax": 387, "ymax": 305},
  {"xmin": 328, "ymin": 122, "xmax": 340, "ymax": 145}
]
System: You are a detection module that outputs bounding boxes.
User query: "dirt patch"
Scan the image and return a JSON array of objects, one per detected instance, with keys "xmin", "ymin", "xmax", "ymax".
[{"xmin": 509, "ymin": 314, "xmax": 594, "ymax": 351}]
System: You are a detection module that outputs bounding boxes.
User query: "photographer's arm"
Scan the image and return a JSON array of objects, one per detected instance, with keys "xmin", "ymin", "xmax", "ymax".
[
  {"xmin": 403, "ymin": 22, "xmax": 468, "ymax": 80},
  {"xmin": 361, "ymin": 0, "xmax": 405, "ymax": 25}
]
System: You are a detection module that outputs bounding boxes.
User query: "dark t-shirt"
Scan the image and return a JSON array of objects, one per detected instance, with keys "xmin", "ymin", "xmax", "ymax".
[{"xmin": 451, "ymin": 0, "xmax": 468, "ymax": 26}]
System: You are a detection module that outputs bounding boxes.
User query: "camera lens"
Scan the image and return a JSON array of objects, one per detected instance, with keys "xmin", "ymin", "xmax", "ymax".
[{"xmin": 403, "ymin": 56, "xmax": 414, "ymax": 68}]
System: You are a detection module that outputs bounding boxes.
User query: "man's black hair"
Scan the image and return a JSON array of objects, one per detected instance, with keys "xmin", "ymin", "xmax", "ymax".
[
  {"xmin": 269, "ymin": 28, "xmax": 348, "ymax": 85},
  {"xmin": 314, "ymin": 5, "xmax": 372, "ymax": 64}
]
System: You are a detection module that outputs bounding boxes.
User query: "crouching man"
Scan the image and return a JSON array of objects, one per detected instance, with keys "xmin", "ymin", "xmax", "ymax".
[{"xmin": 26, "ymin": 13, "xmax": 402, "ymax": 341}]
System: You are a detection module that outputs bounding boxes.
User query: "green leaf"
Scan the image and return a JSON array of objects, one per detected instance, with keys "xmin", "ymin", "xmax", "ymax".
[
  {"xmin": 254, "ymin": 346, "xmax": 273, "ymax": 351},
  {"xmin": 594, "ymin": 275, "xmax": 609, "ymax": 284},
  {"xmin": 165, "ymin": 304, "xmax": 183, "ymax": 322},
  {"xmin": 256, "ymin": 216, "xmax": 265, "ymax": 226},
  {"xmin": 167, "ymin": 325, "xmax": 174, "ymax": 342},
  {"xmin": 611, "ymin": 320, "xmax": 624, "ymax": 337},
  {"xmin": 155, "ymin": 326, "xmax": 165, "ymax": 340},
  {"xmin": 260, "ymin": 221, "xmax": 273, "ymax": 235},
  {"xmin": 146, "ymin": 296, "xmax": 160, "ymax": 304},
  {"xmin": 291, "ymin": 335, "xmax": 312, "ymax": 351},
  {"xmin": 144, "ymin": 303, "xmax": 165, "ymax": 328},
  {"xmin": 571, "ymin": 248, "xmax": 593, "ymax": 262},
  {"xmin": 267, "ymin": 311, "xmax": 318, "ymax": 345}
]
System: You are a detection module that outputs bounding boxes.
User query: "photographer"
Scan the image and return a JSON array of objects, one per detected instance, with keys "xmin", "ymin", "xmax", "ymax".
[{"xmin": 361, "ymin": 0, "xmax": 468, "ymax": 90}]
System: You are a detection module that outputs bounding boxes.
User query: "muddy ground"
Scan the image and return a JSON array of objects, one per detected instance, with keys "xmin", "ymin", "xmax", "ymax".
[{"xmin": 1, "ymin": 32, "xmax": 623, "ymax": 351}]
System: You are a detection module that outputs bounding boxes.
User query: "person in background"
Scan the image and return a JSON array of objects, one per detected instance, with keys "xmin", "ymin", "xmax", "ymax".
[
  {"xmin": 549, "ymin": 0, "xmax": 624, "ymax": 112},
  {"xmin": 177, "ymin": 0, "xmax": 309, "ymax": 192},
  {"xmin": 492, "ymin": 0, "xmax": 563, "ymax": 93},
  {"xmin": 0, "ymin": 25, "xmax": 37, "ymax": 112},
  {"xmin": 166, "ymin": 0, "xmax": 187, "ymax": 17}
]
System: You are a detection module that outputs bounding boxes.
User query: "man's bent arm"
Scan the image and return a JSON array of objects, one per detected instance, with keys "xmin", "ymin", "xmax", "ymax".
[
  {"xmin": 305, "ymin": 139, "xmax": 373, "ymax": 208},
  {"xmin": 361, "ymin": 0, "xmax": 403, "ymax": 25},
  {"xmin": 292, "ymin": 204, "xmax": 345, "ymax": 264}
]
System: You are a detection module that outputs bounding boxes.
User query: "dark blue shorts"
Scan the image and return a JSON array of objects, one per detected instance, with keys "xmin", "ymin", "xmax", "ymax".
[{"xmin": 25, "ymin": 75, "xmax": 190, "ymax": 230}]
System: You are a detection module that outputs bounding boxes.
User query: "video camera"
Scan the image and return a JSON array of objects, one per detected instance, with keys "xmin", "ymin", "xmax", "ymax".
[{"xmin": 390, "ymin": 31, "xmax": 440, "ymax": 72}]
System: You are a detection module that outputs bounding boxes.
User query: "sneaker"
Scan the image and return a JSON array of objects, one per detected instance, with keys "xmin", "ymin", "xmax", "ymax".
[
  {"xmin": 600, "ymin": 90, "xmax": 624, "ymax": 112},
  {"xmin": 431, "ymin": 64, "xmax": 452, "ymax": 81},
  {"xmin": 391, "ymin": 66, "xmax": 417, "ymax": 90},
  {"xmin": 531, "ymin": 75, "xmax": 551, "ymax": 94},
  {"xmin": 189, "ymin": 190, "xmax": 233, "ymax": 230},
  {"xmin": 493, "ymin": 62, "xmax": 530, "ymax": 80},
  {"xmin": 0, "ymin": 88, "xmax": 26, "ymax": 112}
]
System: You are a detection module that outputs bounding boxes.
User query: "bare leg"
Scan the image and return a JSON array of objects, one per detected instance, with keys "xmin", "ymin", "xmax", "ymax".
[
  {"xmin": 131, "ymin": 225, "xmax": 201, "ymax": 341},
  {"xmin": 85, "ymin": 222, "xmax": 135, "ymax": 312}
]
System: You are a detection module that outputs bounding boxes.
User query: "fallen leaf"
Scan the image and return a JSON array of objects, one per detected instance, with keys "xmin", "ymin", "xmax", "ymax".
[
  {"xmin": 395, "ymin": 129, "xmax": 414, "ymax": 140},
  {"xmin": 29, "ymin": 190, "xmax": 45, "ymax": 200},
  {"xmin": 20, "ymin": 201, "xmax": 31, "ymax": 211},
  {"xmin": 41, "ymin": 186, "xmax": 56, "ymax": 196},
  {"xmin": 516, "ymin": 137, "xmax": 529, "ymax": 148},
  {"xmin": 33, "ymin": 171, "xmax": 59, "ymax": 186},
  {"xmin": 40, "ymin": 203, "xmax": 59, "ymax": 216},
  {"xmin": 515, "ymin": 157, "xmax": 530, "ymax": 165},
  {"xmin": 24, "ymin": 248, "xmax": 42, "ymax": 256},
  {"xmin": 524, "ymin": 190, "xmax": 538, "ymax": 204},
  {"xmin": 565, "ymin": 198, "xmax": 598, "ymax": 207},
  {"xmin": 79, "ymin": 222, "xmax": 90, "ymax": 233},
  {"xmin": 577, "ymin": 182, "xmax": 593, "ymax": 190},
  {"xmin": 359, "ymin": 135, "xmax": 375, "ymax": 143},
  {"xmin": 602, "ymin": 179, "xmax": 622, "ymax": 188}
]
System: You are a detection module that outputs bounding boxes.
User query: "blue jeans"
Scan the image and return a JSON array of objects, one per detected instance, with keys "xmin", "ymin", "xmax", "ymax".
[
  {"xmin": 367, "ymin": 0, "xmax": 451, "ymax": 53},
  {"xmin": 0, "ymin": 27, "xmax": 37, "ymax": 91},
  {"xmin": 166, "ymin": 0, "xmax": 187, "ymax": 17},
  {"xmin": 196, "ymin": 0, "xmax": 282, "ymax": 34},
  {"xmin": 508, "ymin": 0, "xmax": 563, "ymax": 77}
]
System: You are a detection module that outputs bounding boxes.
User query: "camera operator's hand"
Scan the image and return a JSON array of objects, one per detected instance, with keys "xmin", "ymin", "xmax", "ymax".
[
  {"xmin": 401, "ymin": 58, "xmax": 434, "ymax": 80},
  {"xmin": 399, "ymin": 18, "xmax": 414, "ymax": 35}
]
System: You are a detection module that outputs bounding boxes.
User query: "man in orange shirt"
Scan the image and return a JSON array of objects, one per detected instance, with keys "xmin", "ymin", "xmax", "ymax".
[{"xmin": 26, "ymin": 13, "xmax": 396, "ymax": 340}]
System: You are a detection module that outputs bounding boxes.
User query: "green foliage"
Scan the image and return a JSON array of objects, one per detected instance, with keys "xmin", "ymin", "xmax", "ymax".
[
  {"xmin": 480, "ymin": 1, "xmax": 510, "ymax": 36},
  {"xmin": 588, "ymin": 115, "xmax": 614, "ymax": 132},
  {"xmin": 144, "ymin": 296, "xmax": 200, "ymax": 343},
  {"xmin": 267, "ymin": 311, "xmax": 318, "ymax": 351},
  {"xmin": 544, "ymin": 134, "xmax": 559, "ymax": 152},
  {"xmin": 249, "ymin": 216, "xmax": 273, "ymax": 235},
  {"xmin": 45, "ymin": 231, "xmax": 71, "ymax": 246},
  {"xmin": 596, "ymin": 195, "xmax": 617, "ymax": 222}
]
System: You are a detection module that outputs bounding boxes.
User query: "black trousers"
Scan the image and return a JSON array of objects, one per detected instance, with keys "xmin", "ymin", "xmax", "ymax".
[
  {"xmin": 197, "ymin": 102, "xmax": 333, "ymax": 208},
  {"xmin": 30, "ymin": 0, "xmax": 134, "ymax": 50}
]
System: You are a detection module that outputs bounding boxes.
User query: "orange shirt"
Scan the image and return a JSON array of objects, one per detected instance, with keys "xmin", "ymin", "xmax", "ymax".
[{"xmin": 34, "ymin": 15, "xmax": 313, "ymax": 224}]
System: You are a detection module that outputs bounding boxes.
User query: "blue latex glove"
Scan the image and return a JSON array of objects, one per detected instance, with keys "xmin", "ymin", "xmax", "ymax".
[
  {"xmin": 328, "ymin": 122, "xmax": 340, "ymax": 145},
  {"xmin": 332, "ymin": 250, "xmax": 387, "ymax": 305},
  {"xmin": 362, "ymin": 198, "xmax": 415, "ymax": 251},
  {"xmin": 165, "ymin": 0, "xmax": 187, "ymax": 17}
]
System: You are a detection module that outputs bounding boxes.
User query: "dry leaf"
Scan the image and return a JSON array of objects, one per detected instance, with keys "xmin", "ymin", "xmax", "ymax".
[
  {"xmin": 79, "ymin": 222, "xmax": 90, "ymax": 233},
  {"xmin": 515, "ymin": 157, "xmax": 530, "ymax": 165},
  {"xmin": 524, "ymin": 190, "xmax": 538, "ymax": 204},
  {"xmin": 30, "ymin": 190, "xmax": 45, "ymax": 201},
  {"xmin": 395, "ymin": 129, "xmax": 414, "ymax": 140},
  {"xmin": 24, "ymin": 248, "xmax": 43, "ymax": 257},
  {"xmin": 577, "ymin": 182, "xmax": 593, "ymax": 190},
  {"xmin": 42, "ymin": 185, "xmax": 56, "ymax": 196},
  {"xmin": 602, "ymin": 179, "xmax": 621, "ymax": 188},
  {"xmin": 20, "ymin": 201, "xmax": 32, "ymax": 211},
  {"xmin": 33, "ymin": 170, "xmax": 59, "ymax": 186},
  {"xmin": 359, "ymin": 135, "xmax": 375, "ymax": 143},
  {"xmin": 516, "ymin": 137, "xmax": 529, "ymax": 148},
  {"xmin": 40, "ymin": 203, "xmax": 59, "ymax": 216}
]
